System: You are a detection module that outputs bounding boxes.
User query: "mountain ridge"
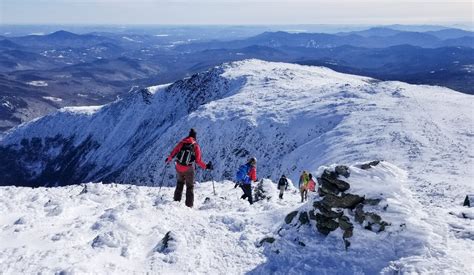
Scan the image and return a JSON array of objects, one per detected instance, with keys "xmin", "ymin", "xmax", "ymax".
[{"xmin": 1, "ymin": 60, "xmax": 472, "ymax": 206}]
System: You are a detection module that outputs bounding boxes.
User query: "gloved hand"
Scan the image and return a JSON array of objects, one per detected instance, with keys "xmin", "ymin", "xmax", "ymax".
[{"xmin": 206, "ymin": 161, "xmax": 214, "ymax": 170}]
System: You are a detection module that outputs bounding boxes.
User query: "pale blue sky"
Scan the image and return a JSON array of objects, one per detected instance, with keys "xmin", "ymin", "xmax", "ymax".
[{"xmin": 1, "ymin": 0, "xmax": 472, "ymax": 25}]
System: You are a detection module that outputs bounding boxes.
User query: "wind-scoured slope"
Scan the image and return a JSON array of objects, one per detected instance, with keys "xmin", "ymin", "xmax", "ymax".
[{"xmin": 1, "ymin": 59, "xmax": 473, "ymax": 202}]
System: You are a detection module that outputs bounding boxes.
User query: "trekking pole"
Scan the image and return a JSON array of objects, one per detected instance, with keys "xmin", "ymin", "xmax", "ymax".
[
  {"xmin": 208, "ymin": 169, "xmax": 216, "ymax": 196},
  {"xmin": 158, "ymin": 162, "xmax": 169, "ymax": 198}
]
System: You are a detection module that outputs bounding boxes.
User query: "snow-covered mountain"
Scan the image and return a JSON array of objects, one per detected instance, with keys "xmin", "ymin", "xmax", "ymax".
[
  {"xmin": 0, "ymin": 59, "xmax": 473, "ymax": 273},
  {"xmin": 1, "ymin": 60, "xmax": 472, "ymax": 194}
]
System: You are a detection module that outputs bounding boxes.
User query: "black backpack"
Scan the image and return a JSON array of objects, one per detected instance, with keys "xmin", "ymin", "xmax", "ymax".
[{"xmin": 176, "ymin": 142, "xmax": 196, "ymax": 166}]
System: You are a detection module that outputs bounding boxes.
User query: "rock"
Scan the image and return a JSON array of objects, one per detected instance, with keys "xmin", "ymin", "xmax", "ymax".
[
  {"xmin": 257, "ymin": 237, "xmax": 275, "ymax": 247},
  {"xmin": 321, "ymin": 193, "xmax": 364, "ymax": 209},
  {"xmin": 333, "ymin": 179, "xmax": 350, "ymax": 193},
  {"xmin": 314, "ymin": 201, "xmax": 343, "ymax": 218},
  {"xmin": 317, "ymin": 177, "xmax": 340, "ymax": 196},
  {"xmin": 14, "ymin": 217, "xmax": 26, "ymax": 225},
  {"xmin": 464, "ymin": 195, "xmax": 474, "ymax": 207},
  {"xmin": 343, "ymin": 228, "xmax": 353, "ymax": 239},
  {"xmin": 344, "ymin": 239, "xmax": 351, "ymax": 250},
  {"xmin": 365, "ymin": 213, "xmax": 382, "ymax": 224},
  {"xmin": 355, "ymin": 204, "xmax": 365, "ymax": 224},
  {"xmin": 363, "ymin": 198, "xmax": 381, "ymax": 205},
  {"xmin": 320, "ymin": 170, "xmax": 351, "ymax": 192},
  {"xmin": 308, "ymin": 210, "xmax": 317, "ymax": 220},
  {"xmin": 338, "ymin": 216, "xmax": 353, "ymax": 231},
  {"xmin": 298, "ymin": 211, "xmax": 310, "ymax": 225},
  {"xmin": 79, "ymin": 184, "xmax": 88, "ymax": 195},
  {"xmin": 360, "ymin": 160, "xmax": 381, "ymax": 170},
  {"xmin": 298, "ymin": 241, "xmax": 306, "ymax": 247},
  {"xmin": 321, "ymin": 169, "xmax": 338, "ymax": 181},
  {"xmin": 335, "ymin": 165, "xmax": 350, "ymax": 178},
  {"xmin": 155, "ymin": 231, "xmax": 177, "ymax": 253},
  {"xmin": 315, "ymin": 213, "xmax": 339, "ymax": 235},
  {"xmin": 285, "ymin": 211, "xmax": 298, "ymax": 224}
]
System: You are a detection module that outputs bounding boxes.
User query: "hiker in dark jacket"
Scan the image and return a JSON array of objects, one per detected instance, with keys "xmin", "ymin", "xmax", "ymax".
[
  {"xmin": 278, "ymin": 175, "xmax": 289, "ymax": 199},
  {"xmin": 235, "ymin": 157, "xmax": 257, "ymax": 204},
  {"xmin": 166, "ymin": 128, "xmax": 212, "ymax": 208}
]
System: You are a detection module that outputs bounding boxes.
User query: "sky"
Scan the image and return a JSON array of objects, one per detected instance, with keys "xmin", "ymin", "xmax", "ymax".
[{"xmin": 0, "ymin": 0, "xmax": 472, "ymax": 25}]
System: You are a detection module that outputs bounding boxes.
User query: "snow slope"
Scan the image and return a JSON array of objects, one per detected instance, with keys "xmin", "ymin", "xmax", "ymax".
[
  {"xmin": 1, "ymin": 60, "xmax": 472, "ymax": 194},
  {"xmin": 2, "ymin": 162, "xmax": 468, "ymax": 274},
  {"xmin": 0, "ymin": 59, "xmax": 473, "ymax": 272}
]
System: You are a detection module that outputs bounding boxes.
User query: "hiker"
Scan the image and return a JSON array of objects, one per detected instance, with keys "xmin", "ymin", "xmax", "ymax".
[
  {"xmin": 165, "ymin": 128, "xmax": 213, "ymax": 208},
  {"xmin": 235, "ymin": 157, "xmax": 257, "ymax": 205},
  {"xmin": 308, "ymin": 173, "xmax": 316, "ymax": 192},
  {"xmin": 299, "ymin": 170, "xmax": 309, "ymax": 202},
  {"xmin": 278, "ymin": 174, "xmax": 289, "ymax": 199}
]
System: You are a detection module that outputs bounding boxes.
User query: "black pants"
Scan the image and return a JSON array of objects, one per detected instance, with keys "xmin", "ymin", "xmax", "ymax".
[
  {"xmin": 240, "ymin": 184, "xmax": 253, "ymax": 205},
  {"xmin": 173, "ymin": 167, "xmax": 195, "ymax": 207}
]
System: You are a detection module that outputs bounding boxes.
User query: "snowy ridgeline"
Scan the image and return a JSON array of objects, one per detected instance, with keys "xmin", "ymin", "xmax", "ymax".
[
  {"xmin": 1, "ymin": 59, "xmax": 473, "ymax": 204},
  {"xmin": 1, "ymin": 162, "xmax": 472, "ymax": 274}
]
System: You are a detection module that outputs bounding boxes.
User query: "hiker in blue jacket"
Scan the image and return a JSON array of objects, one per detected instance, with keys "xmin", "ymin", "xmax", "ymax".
[{"xmin": 235, "ymin": 157, "xmax": 257, "ymax": 205}]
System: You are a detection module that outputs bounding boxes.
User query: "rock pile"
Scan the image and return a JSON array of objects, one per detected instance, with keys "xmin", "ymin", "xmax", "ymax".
[{"xmin": 283, "ymin": 162, "xmax": 390, "ymax": 249}]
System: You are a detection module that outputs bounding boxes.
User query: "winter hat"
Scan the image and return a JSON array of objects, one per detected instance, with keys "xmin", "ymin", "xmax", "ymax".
[
  {"xmin": 189, "ymin": 128, "xmax": 197, "ymax": 139},
  {"xmin": 248, "ymin": 157, "xmax": 257, "ymax": 166}
]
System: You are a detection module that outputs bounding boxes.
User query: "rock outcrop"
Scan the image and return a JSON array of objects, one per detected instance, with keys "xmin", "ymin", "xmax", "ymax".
[{"xmin": 281, "ymin": 162, "xmax": 391, "ymax": 250}]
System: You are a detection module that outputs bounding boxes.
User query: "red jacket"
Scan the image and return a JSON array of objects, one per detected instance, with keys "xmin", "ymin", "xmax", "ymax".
[
  {"xmin": 166, "ymin": 137, "xmax": 207, "ymax": 172},
  {"xmin": 248, "ymin": 166, "xmax": 257, "ymax": 182}
]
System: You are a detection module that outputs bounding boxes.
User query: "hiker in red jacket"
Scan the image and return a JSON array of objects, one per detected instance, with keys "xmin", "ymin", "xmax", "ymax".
[{"xmin": 166, "ymin": 128, "xmax": 212, "ymax": 208}]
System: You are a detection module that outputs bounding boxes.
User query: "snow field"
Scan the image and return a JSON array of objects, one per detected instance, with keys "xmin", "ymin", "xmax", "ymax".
[
  {"xmin": 1, "ymin": 162, "xmax": 470, "ymax": 274},
  {"xmin": 0, "ymin": 180, "xmax": 301, "ymax": 274}
]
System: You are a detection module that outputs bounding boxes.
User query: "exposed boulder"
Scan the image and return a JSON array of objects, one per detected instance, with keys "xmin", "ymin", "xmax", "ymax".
[
  {"xmin": 338, "ymin": 216, "xmax": 353, "ymax": 231},
  {"xmin": 154, "ymin": 231, "xmax": 178, "ymax": 254},
  {"xmin": 285, "ymin": 211, "xmax": 298, "ymax": 224},
  {"xmin": 315, "ymin": 213, "xmax": 339, "ymax": 235},
  {"xmin": 321, "ymin": 193, "xmax": 364, "ymax": 209},
  {"xmin": 257, "ymin": 237, "xmax": 275, "ymax": 247},
  {"xmin": 314, "ymin": 201, "xmax": 343, "ymax": 219},
  {"xmin": 335, "ymin": 165, "xmax": 350, "ymax": 178},
  {"xmin": 354, "ymin": 204, "xmax": 390, "ymax": 233},
  {"xmin": 317, "ymin": 169, "xmax": 351, "ymax": 197},
  {"xmin": 464, "ymin": 195, "xmax": 474, "ymax": 207},
  {"xmin": 355, "ymin": 204, "xmax": 366, "ymax": 224},
  {"xmin": 363, "ymin": 198, "xmax": 381, "ymax": 205},
  {"xmin": 360, "ymin": 160, "xmax": 381, "ymax": 170},
  {"xmin": 298, "ymin": 211, "xmax": 310, "ymax": 225},
  {"xmin": 317, "ymin": 177, "xmax": 341, "ymax": 196}
]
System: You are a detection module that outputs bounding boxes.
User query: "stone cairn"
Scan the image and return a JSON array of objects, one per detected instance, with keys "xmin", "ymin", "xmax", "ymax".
[{"xmin": 282, "ymin": 161, "xmax": 390, "ymax": 250}]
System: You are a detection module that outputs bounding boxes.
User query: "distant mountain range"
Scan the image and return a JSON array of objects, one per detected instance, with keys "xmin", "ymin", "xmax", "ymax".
[{"xmin": 0, "ymin": 26, "xmax": 472, "ymax": 132}]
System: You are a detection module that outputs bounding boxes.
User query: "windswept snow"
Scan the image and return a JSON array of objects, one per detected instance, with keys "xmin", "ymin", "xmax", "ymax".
[
  {"xmin": 26, "ymin": 81, "xmax": 48, "ymax": 87},
  {"xmin": 42, "ymin": 96, "xmax": 63, "ymax": 103},
  {"xmin": 0, "ymin": 181, "xmax": 300, "ymax": 274},
  {"xmin": 1, "ymin": 162, "xmax": 465, "ymax": 274},
  {"xmin": 0, "ymin": 59, "xmax": 473, "ymax": 273}
]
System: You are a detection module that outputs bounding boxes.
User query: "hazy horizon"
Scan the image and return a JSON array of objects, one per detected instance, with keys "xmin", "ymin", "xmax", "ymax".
[{"xmin": 1, "ymin": 0, "xmax": 472, "ymax": 26}]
